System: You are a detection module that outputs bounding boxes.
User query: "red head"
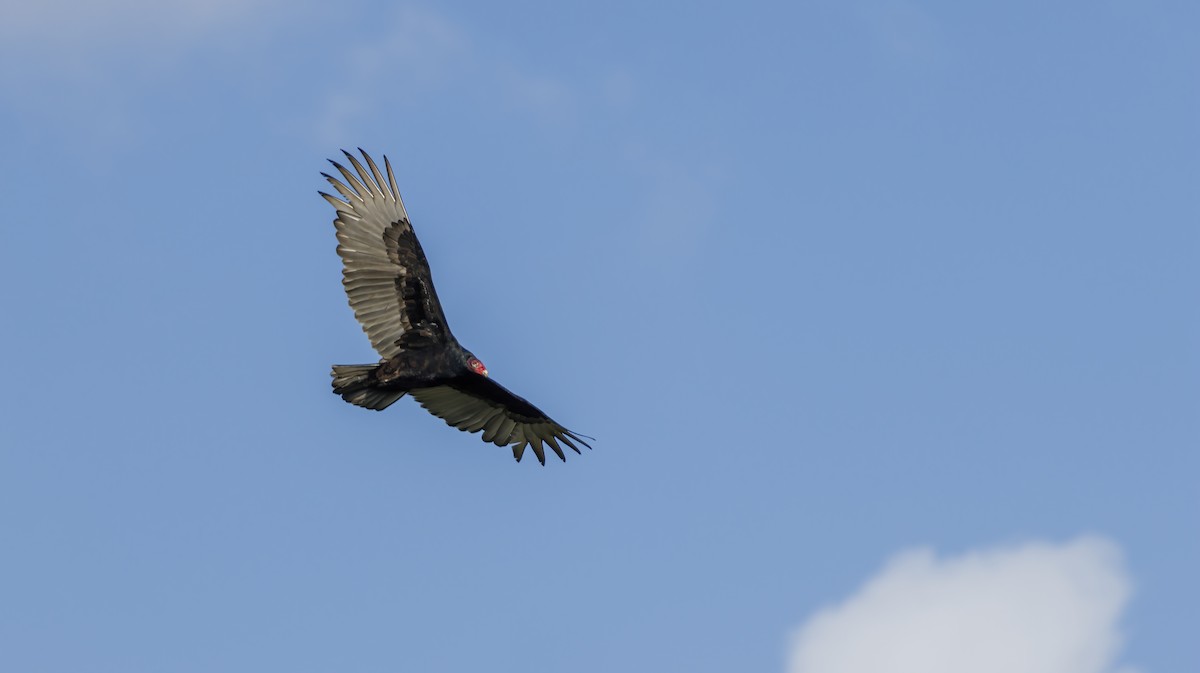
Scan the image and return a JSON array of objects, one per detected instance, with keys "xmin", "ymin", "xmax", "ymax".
[{"xmin": 468, "ymin": 356, "xmax": 489, "ymax": 377}]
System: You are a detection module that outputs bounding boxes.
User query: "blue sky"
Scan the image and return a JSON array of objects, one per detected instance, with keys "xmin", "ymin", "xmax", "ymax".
[{"xmin": 1, "ymin": 1, "xmax": 1195, "ymax": 671}]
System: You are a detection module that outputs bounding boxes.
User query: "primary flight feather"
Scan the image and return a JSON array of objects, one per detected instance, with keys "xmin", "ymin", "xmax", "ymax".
[{"xmin": 321, "ymin": 149, "xmax": 591, "ymax": 465}]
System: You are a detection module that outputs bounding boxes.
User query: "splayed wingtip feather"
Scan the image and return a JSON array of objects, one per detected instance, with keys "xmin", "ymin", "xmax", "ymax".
[
  {"xmin": 359, "ymin": 150, "xmax": 392, "ymax": 200},
  {"xmin": 341, "ymin": 151, "xmax": 377, "ymax": 197},
  {"xmin": 384, "ymin": 155, "xmax": 402, "ymax": 203},
  {"xmin": 328, "ymin": 159, "xmax": 368, "ymax": 197}
]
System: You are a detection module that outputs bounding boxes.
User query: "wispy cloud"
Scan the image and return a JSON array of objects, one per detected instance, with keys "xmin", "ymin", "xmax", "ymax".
[
  {"xmin": 313, "ymin": 5, "xmax": 471, "ymax": 144},
  {"xmin": 311, "ymin": 3, "xmax": 722, "ymax": 267},
  {"xmin": 493, "ymin": 64, "xmax": 577, "ymax": 126},
  {"xmin": 0, "ymin": 0, "xmax": 285, "ymax": 139},
  {"xmin": 857, "ymin": 0, "xmax": 945, "ymax": 68},
  {"xmin": 622, "ymin": 144, "xmax": 722, "ymax": 264},
  {"xmin": 343, "ymin": 4, "xmax": 472, "ymax": 86},
  {"xmin": 0, "ymin": 0, "xmax": 275, "ymax": 51},
  {"xmin": 312, "ymin": 4, "xmax": 587, "ymax": 144},
  {"xmin": 788, "ymin": 537, "xmax": 1139, "ymax": 673}
]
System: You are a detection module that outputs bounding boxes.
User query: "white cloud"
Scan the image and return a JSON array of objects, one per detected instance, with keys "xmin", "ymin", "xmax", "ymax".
[{"xmin": 788, "ymin": 537, "xmax": 1140, "ymax": 673}]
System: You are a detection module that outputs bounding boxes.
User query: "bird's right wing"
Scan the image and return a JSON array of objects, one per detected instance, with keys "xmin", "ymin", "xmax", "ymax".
[{"xmin": 320, "ymin": 150, "xmax": 452, "ymax": 359}]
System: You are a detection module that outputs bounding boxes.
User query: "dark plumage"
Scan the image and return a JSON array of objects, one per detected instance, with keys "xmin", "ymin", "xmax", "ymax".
[{"xmin": 321, "ymin": 149, "xmax": 591, "ymax": 464}]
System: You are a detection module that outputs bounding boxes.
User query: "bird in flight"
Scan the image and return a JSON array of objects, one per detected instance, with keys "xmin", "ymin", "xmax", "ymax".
[{"xmin": 320, "ymin": 149, "xmax": 591, "ymax": 464}]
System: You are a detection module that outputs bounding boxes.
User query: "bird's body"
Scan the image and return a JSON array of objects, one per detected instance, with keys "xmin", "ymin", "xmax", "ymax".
[{"xmin": 321, "ymin": 150, "xmax": 590, "ymax": 464}]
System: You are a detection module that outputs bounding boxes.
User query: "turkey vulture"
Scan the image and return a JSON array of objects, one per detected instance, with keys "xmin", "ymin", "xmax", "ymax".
[{"xmin": 320, "ymin": 149, "xmax": 591, "ymax": 464}]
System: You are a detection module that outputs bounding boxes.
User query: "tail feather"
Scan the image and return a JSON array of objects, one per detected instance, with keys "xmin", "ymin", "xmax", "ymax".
[{"xmin": 331, "ymin": 364, "xmax": 406, "ymax": 410}]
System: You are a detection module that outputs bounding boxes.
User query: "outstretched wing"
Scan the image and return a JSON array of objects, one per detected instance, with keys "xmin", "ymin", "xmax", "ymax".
[
  {"xmin": 410, "ymin": 376, "xmax": 593, "ymax": 465},
  {"xmin": 320, "ymin": 149, "xmax": 451, "ymax": 359}
]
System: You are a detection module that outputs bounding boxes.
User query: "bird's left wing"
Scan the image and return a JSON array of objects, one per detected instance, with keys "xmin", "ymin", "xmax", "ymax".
[
  {"xmin": 410, "ymin": 376, "xmax": 592, "ymax": 465},
  {"xmin": 320, "ymin": 149, "xmax": 451, "ymax": 359}
]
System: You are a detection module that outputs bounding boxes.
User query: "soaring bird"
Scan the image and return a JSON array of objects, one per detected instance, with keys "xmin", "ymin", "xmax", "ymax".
[{"xmin": 320, "ymin": 150, "xmax": 591, "ymax": 464}]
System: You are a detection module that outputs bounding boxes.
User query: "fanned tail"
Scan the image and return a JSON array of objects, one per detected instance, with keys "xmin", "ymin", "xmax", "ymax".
[{"xmin": 331, "ymin": 364, "xmax": 406, "ymax": 410}]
